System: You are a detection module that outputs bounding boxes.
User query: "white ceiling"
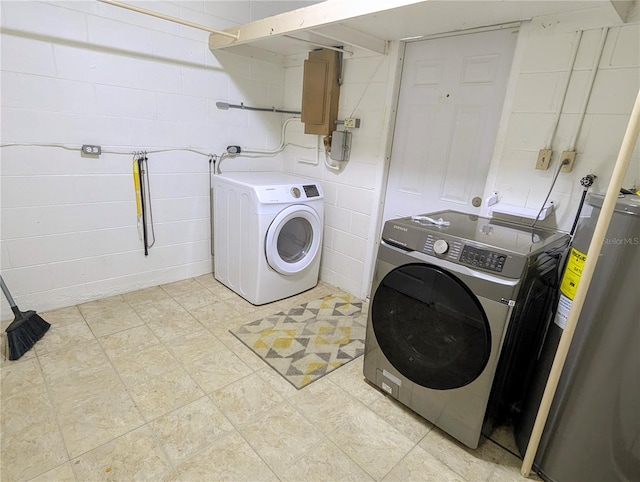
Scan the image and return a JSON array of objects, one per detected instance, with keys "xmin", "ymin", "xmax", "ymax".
[{"xmin": 208, "ymin": 0, "xmax": 634, "ymax": 62}]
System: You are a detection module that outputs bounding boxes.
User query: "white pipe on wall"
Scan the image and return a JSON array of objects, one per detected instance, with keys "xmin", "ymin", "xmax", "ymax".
[
  {"xmin": 569, "ymin": 27, "xmax": 609, "ymax": 151},
  {"xmin": 97, "ymin": 0, "xmax": 239, "ymax": 38},
  {"xmin": 521, "ymin": 86, "xmax": 640, "ymax": 477},
  {"xmin": 545, "ymin": 30, "xmax": 583, "ymax": 149}
]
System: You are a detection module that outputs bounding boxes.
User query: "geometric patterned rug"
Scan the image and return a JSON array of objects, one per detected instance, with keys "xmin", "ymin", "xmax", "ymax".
[{"xmin": 230, "ymin": 294, "xmax": 366, "ymax": 389}]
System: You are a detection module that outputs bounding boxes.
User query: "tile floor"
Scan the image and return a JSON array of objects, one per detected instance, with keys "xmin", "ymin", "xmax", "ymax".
[{"xmin": 1, "ymin": 275, "xmax": 540, "ymax": 481}]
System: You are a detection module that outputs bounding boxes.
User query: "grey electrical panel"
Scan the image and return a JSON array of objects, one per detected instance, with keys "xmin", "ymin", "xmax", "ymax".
[{"xmin": 330, "ymin": 130, "xmax": 351, "ymax": 162}]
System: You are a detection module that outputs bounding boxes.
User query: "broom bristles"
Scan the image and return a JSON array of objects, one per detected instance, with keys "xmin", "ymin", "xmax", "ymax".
[{"xmin": 5, "ymin": 311, "xmax": 50, "ymax": 361}]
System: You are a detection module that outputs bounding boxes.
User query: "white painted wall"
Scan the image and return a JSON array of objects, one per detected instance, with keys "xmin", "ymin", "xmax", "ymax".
[
  {"xmin": 282, "ymin": 9, "xmax": 639, "ymax": 301},
  {"xmin": 0, "ymin": 0, "xmax": 303, "ymax": 315},
  {"xmin": 2, "ymin": 1, "xmax": 638, "ymax": 315},
  {"xmin": 484, "ymin": 14, "xmax": 640, "ymax": 230},
  {"xmin": 282, "ymin": 49, "xmax": 395, "ymax": 297}
]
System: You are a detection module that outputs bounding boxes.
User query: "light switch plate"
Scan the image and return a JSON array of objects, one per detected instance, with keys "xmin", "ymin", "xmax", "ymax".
[{"xmin": 536, "ymin": 149, "xmax": 552, "ymax": 170}]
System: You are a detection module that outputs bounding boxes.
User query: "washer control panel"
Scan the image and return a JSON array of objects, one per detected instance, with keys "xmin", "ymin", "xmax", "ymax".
[
  {"xmin": 459, "ymin": 245, "xmax": 506, "ymax": 272},
  {"xmin": 422, "ymin": 235, "xmax": 463, "ymax": 262},
  {"xmin": 380, "ymin": 213, "xmax": 551, "ymax": 279},
  {"xmin": 253, "ymin": 183, "xmax": 323, "ymax": 203},
  {"xmin": 303, "ymin": 184, "xmax": 320, "ymax": 198},
  {"xmin": 421, "ymin": 235, "xmax": 506, "ymax": 272},
  {"xmin": 433, "ymin": 239, "xmax": 449, "ymax": 254}
]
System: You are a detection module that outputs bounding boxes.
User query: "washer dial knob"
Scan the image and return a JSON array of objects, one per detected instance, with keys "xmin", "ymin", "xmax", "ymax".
[
  {"xmin": 433, "ymin": 239, "xmax": 449, "ymax": 255},
  {"xmin": 291, "ymin": 187, "xmax": 301, "ymax": 198}
]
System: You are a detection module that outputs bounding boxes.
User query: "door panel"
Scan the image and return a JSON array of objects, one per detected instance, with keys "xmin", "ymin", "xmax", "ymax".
[{"xmin": 384, "ymin": 28, "xmax": 517, "ymax": 220}]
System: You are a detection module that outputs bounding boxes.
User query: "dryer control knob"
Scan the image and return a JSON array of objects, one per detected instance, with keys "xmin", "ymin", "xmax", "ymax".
[
  {"xmin": 433, "ymin": 239, "xmax": 449, "ymax": 255},
  {"xmin": 291, "ymin": 187, "xmax": 301, "ymax": 198}
]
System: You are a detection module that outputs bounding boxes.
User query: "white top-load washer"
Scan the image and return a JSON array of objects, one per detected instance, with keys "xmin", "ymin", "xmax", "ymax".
[{"xmin": 213, "ymin": 172, "xmax": 324, "ymax": 305}]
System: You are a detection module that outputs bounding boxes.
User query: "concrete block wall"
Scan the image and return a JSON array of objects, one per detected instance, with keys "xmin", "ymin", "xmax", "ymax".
[
  {"xmin": 283, "ymin": 10, "xmax": 639, "ymax": 300},
  {"xmin": 2, "ymin": 1, "xmax": 638, "ymax": 313},
  {"xmin": 282, "ymin": 51, "xmax": 394, "ymax": 297},
  {"xmin": 0, "ymin": 0, "xmax": 296, "ymax": 314},
  {"xmin": 485, "ymin": 15, "xmax": 640, "ymax": 230}
]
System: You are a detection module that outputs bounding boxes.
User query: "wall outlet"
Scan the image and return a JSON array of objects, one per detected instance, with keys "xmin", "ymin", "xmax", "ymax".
[
  {"xmin": 81, "ymin": 144, "xmax": 101, "ymax": 156},
  {"xmin": 560, "ymin": 150, "xmax": 576, "ymax": 172},
  {"xmin": 344, "ymin": 118, "xmax": 361, "ymax": 129},
  {"xmin": 536, "ymin": 149, "xmax": 553, "ymax": 170}
]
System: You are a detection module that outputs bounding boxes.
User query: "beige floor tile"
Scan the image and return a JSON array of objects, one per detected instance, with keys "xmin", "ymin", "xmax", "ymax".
[
  {"xmin": 173, "ymin": 289, "xmax": 221, "ymax": 313},
  {"xmin": 15, "ymin": 305, "xmax": 85, "ymax": 357},
  {"xmin": 164, "ymin": 329, "xmax": 227, "ymax": 365},
  {"xmin": 419, "ymin": 428, "xmax": 505, "ymax": 481},
  {"xmin": 490, "ymin": 422, "xmax": 520, "ymax": 456},
  {"xmin": 488, "ymin": 451, "xmax": 541, "ymax": 482},
  {"xmin": 151, "ymin": 396, "xmax": 234, "ymax": 463},
  {"xmin": 47, "ymin": 363, "xmax": 125, "ymax": 407},
  {"xmin": 122, "ymin": 285, "xmax": 172, "ymax": 304},
  {"xmin": 327, "ymin": 405, "xmax": 415, "ymax": 480},
  {"xmin": 210, "ymin": 372, "xmax": 284, "ymax": 426},
  {"xmin": 1, "ymin": 418, "xmax": 68, "ymax": 481},
  {"xmin": 146, "ymin": 312, "xmax": 206, "ymax": 342},
  {"xmin": 39, "ymin": 339, "xmax": 108, "ymax": 384},
  {"xmin": 204, "ymin": 313, "xmax": 246, "ymax": 337},
  {"xmin": 28, "ymin": 462, "xmax": 77, "ymax": 482},
  {"xmin": 1, "ymin": 384, "xmax": 56, "ymax": 436},
  {"xmin": 290, "ymin": 378, "xmax": 368, "ymax": 435},
  {"xmin": 184, "ymin": 348, "xmax": 253, "ymax": 394},
  {"xmin": 204, "ymin": 282, "xmax": 241, "ymax": 301},
  {"xmin": 34, "ymin": 320, "xmax": 95, "ymax": 356},
  {"xmin": 0, "ymin": 279, "xmax": 530, "ymax": 481},
  {"xmin": 57, "ymin": 389, "xmax": 145, "ymax": 458},
  {"xmin": 327, "ymin": 356, "xmax": 385, "ymax": 406},
  {"xmin": 279, "ymin": 438, "xmax": 373, "ymax": 482},
  {"xmin": 39, "ymin": 305, "xmax": 85, "ymax": 326},
  {"xmin": 368, "ymin": 392, "xmax": 433, "ymax": 443},
  {"xmin": 127, "ymin": 366, "xmax": 204, "ymax": 421},
  {"xmin": 1, "ymin": 357, "xmax": 46, "ymax": 400},
  {"xmin": 79, "ymin": 297, "xmax": 145, "ymax": 338},
  {"xmin": 192, "ymin": 273, "xmax": 220, "ymax": 291},
  {"xmin": 99, "ymin": 324, "xmax": 160, "ymax": 359},
  {"xmin": 189, "ymin": 300, "xmax": 241, "ymax": 329},
  {"xmin": 285, "ymin": 283, "xmax": 336, "ymax": 306},
  {"xmin": 239, "ymin": 402, "xmax": 325, "ymax": 473},
  {"xmin": 255, "ymin": 365, "xmax": 299, "ymax": 398},
  {"xmin": 129, "ymin": 297, "xmax": 187, "ymax": 323},
  {"xmin": 160, "ymin": 278, "xmax": 204, "ymax": 297},
  {"xmin": 218, "ymin": 332, "xmax": 268, "ymax": 371},
  {"xmin": 71, "ymin": 425, "xmax": 175, "ymax": 481},
  {"xmin": 227, "ymin": 296, "xmax": 263, "ymax": 316},
  {"xmin": 77, "ymin": 294, "xmax": 127, "ymax": 315},
  {"xmin": 175, "ymin": 430, "xmax": 278, "ymax": 481},
  {"xmin": 383, "ymin": 445, "xmax": 464, "ymax": 481},
  {"xmin": 111, "ymin": 344, "xmax": 177, "ymax": 385},
  {"xmin": 231, "ymin": 304, "xmax": 284, "ymax": 327}
]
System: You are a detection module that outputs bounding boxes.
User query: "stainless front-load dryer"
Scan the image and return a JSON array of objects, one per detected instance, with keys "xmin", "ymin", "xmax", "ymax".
[{"xmin": 363, "ymin": 211, "xmax": 569, "ymax": 449}]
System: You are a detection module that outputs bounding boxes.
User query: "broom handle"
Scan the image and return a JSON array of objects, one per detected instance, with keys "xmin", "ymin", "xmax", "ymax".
[{"xmin": 0, "ymin": 275, "xmax": 18, "ymax": 309}]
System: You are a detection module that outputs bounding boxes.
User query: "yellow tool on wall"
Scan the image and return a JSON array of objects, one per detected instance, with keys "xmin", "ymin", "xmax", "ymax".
[{"xmin": 133, "ymin": 155, "xmax": 143, "ymax": 240}]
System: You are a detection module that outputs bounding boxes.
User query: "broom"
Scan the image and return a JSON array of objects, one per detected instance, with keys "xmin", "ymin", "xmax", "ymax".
[{"xmin": 1, "ymin": 275, "xmax": 50, "ymax": 360}]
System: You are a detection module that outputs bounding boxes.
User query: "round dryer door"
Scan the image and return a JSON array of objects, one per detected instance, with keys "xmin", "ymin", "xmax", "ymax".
[
  {"xmin": 265, "ymin": 205, "xmax": 322, "ymax": 275},
  {"xmin": 371, "ymin": 263, "xmax": 491, "ymax": 390}
]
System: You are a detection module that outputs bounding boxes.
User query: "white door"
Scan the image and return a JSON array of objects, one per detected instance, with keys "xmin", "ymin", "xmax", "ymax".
[{"xmin": 383, "ymin": 28, "xmax": 517, "ymax": 221}]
